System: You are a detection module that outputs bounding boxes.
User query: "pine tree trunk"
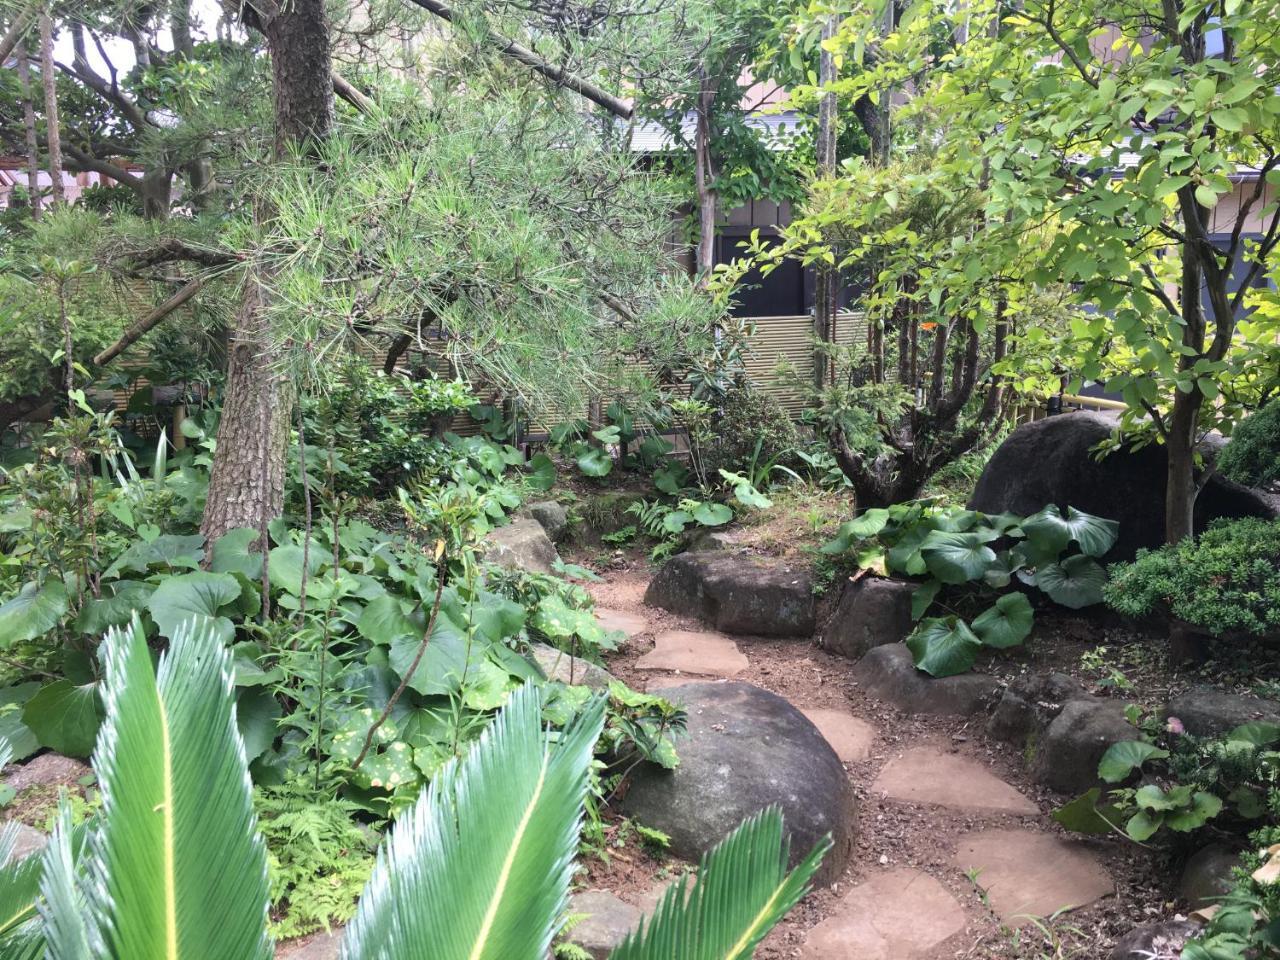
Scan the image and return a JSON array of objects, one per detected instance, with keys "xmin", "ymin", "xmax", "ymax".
[
  {"xmin": 201, "ymin": 0, "xmax": 333, "ymax": 544},
  {"xmin": 38, "ymin": 12, "xmax": 62, "ymax": 206},
  {"xmin": 16, "ymin": 44, "xmax": 40, "ymax": 219}
]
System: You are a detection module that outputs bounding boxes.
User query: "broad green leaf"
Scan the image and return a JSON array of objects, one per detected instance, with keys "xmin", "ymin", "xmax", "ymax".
[
  {"xmin": 971, "ymin": 593, "xmax": 1034, "ymax": 649},
  {"xmin": 75, "ymin": 581, "xmax": 156, "ymax": 637},
  {"xmin": 1097, "ymin": 740, "xmax": 1169, "ymax": 783},
  {"xmin": 105, "ymin": 534, "xmax": 204, "ymax": 576},
  {"xmin": 920, "ymin": 531, "xmax": 999, "ymax": 584},
  {"xmin": 1165, "ymin": 792, "xmax": 1223, "ymax": 832},
  {"xmin": 1036, "ymin": 555, "xmax": 1107, "ymax": 609},
  {"xmin": 691, "ymin": 502, "xmax": 733, "ymax": 527},
  {"xmin": 357, "ymin": 595, "xmax": 421, "ymax": 647},
  {"xmin": 576, "ymin": 447, "xmax": 613, "ymax": 478},
  {"xmin": 21, "ymin": 681, "xmax": 103, "ymax": 758},
  {"xmin": 906, "ymin": 617, "xmax": 982, "ymax": 678},
  {"xmin": 0, "ymin": 581, "xmax": 69, "ymax": 647},
  {"xmin": 653, "ymin": 464, "xmax": 688, "ymax": 495},
  {"xmin": 236, "ymin": 687, "xmax": 282, "ymax": 764},
  {"xmin": 210, "ymin": 528, "xmax": 264, "ymax": 578},
  {"xmin": 730, "ymin": 483, "xmax": 772, "ymax": 510},
  {"xmin": 1126, "ymin": 810, "xmax": 1163, "ymax": 842},
  {"xmin": 609, "ymin": 807, "xmax": 830, "ymax": 960},
  {"xmin": 266, "ymin": 544, "xmax": 324, "ymax": 597},
  {"xmin": 909, "ymin": 579, "xmax": 940, "ymax": 620},
  {"xmin": 77, "ymin": 617, "xmax": 273, "ymax": 959},
  {"xmin": 1052, "ymin": 788, "xmax": 1125, "ymax": 835},
  {"xmin": 1021, "ymin": 507, "xmax": 1118, "ymax": 558},
  {"xmin": 661, "ymin": 510, "xmax": 691, "ymax": 534},
  {"xmin": 525, "ymin": 454, "xmax": 556, "ymax": 492},
  {"xmin": 0, "ymin": 682, "xmax": 41, "ymax": 762},
  {"xmin": 1226, "ymin": 722, "xmax": 1280, "ymax": 747},
  {"xmin": 147, "ymin": 571, "xmax": 242, "ymax": 642},
  {"xmin": 342, "ymin": 685, "xmax": 606, "ymax": 960}
]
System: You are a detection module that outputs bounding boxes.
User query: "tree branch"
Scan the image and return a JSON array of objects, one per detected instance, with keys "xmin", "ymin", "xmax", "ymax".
[
  {"xmin": 0, "ymin": 1, "xmax": 40, "ymax": 65},
  {"xmin": 332, "ymin": 71, "xmax": 376, "ymax": 116},
  {"xmin": 93, "ymin": 278, "xmax": 205, "ymax": 367},
  {"xmin": 61, "ymin": 142, "xmax": 144, "ymax": 191}
]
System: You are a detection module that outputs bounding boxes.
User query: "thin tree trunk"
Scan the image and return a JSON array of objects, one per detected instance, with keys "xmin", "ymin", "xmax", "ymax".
[
  {"xmin": 172, "ymin": 0, "xmax": 216, "ymax": 211},
  {"xmin": 38, "ymin": 12, "xmax": 62, "ymax": 206},
  {"xmin": 202, "ymin": 0, "xmax": 333, "ymax": 544},
  {"xmin": 1165, "ymin": 389, "xmax": 1201, "ymax": 544},
  {"xmin": 693, "ymin": 67, "xmax": 718, "ymax": 284},
  {"xmin": 16, "ymin": 44, "xmax": 40, "ymax": 220},
  {"xmin": 813, "ymin": 15, "xmax": 839, "ymax": 390}
]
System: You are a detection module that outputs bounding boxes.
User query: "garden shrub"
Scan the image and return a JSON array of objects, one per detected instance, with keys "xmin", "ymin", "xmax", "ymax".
[
  {"xmin": 700, "ymin": 382, "xmax": 802, "ymax": 478},
  {"xmin": 1219, "ymin": 401, "xmax": 1280, "ymax": 489},
  {"xmin": 1105, "ymin": 518, "xmax": 1280, "ymax": 637}
]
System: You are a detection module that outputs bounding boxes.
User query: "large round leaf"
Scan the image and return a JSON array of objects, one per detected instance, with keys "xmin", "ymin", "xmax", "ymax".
[
  {"xmin": 575, "ymin": 446, "xmax": 613, "ymax": 478},
  {"xmin": 267, "ymin": 543, "xmax": 324, "ymax": 597},
  {"xmin": 356, "ymin": 594, "xmax": 421, "ymax": 646},
  {"xmin": 971, "ymin": 592, "xmax": 1035, "ymax": 649},
  {"xmin": 210, "ymin": 527, "xmax": 264, "ymax": 578},
  {"xmin": 525, "ymin": 453, "xmax": 557, "ymax": 492},
  {"xmin": 1097, "ymin": 740, "xmax": 1169, "ymax": 784},
  {"xmin": 236, "ymin": 687, "xmax": 282, "ymax": 764},
  {"xmin": 22, "ymin": 679, "xmax": 104, "ymax": 757},
  {"xmin": 0, "ymin": 580, "xmax": 68, "ymax": 646},
  {"xmin": 920, "ymin": 530, "xmax": 999, "ymax": 584},
  {"xmin": 147, "ymin": 571, "xmax": 242, "ymax": 642},
  {"xmin": 1023, "ymin": 506, "xmax": 1119, "ymax": 559},
  {"xmin": 691, "ymin": 502, "xmax": 733, "ymax": 527},
  {"xmin": 105, "ymin": 533, "xmax": 204, "ymax": 576},
  {"xmin": 1036, "ymin": 555, "xmax": 1107, "ymax": 609},
  {"xmin": 906, "ymin": 617, "xmax": 982, "ymax": 677},
  {"xmin": 75, "ymin": 580, "xmax": 156, "ymax": 636}
]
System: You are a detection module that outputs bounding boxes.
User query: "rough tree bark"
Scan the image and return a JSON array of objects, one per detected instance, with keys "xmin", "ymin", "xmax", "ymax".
[
  {"xmin": 38, "ymin": 12, "xmax": 62, "ymax": 206},
  {"xmin": 692, "ymin": 66, "xmax": 718, "ymax": 284},
  {"xmin": 201, "ymin": 0, "xmax": 334, "ymax": 544},
  {"xmin": 813, "ymin": 15, "xmax": 839, "ymax": 390},
  {"xmin": 16, "ymin": 44, "xmax": 41, "ymax": 219}
]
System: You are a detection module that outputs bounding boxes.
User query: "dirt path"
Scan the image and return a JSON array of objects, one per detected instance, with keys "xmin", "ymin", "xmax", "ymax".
[{"xmin": 585, "ymin": 565, "xmax": 1164, "ymax": 960}]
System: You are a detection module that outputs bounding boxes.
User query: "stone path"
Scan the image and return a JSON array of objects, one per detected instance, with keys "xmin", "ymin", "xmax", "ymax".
[{"xmin": 569, "ymin": 574, "xmax": 1120, "ymax": 960}]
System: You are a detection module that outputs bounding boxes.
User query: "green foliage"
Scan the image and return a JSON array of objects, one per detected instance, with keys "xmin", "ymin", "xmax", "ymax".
[
  {"xmin": 1058, "ymin": 721, "xmax": 1280, "ymax": 844},
  {"xmin": 256, "ymin": 787, "xmax": 378, "ymax": 940},
  {"xmin": 822, "ymin": 501, "xmax": 1117, "ymax": 676},
  {"xmin": 1219, "ymin": 402, "xmax": 1280, "ymax": 490},
  {"xmin": 11, "ymin": 628, "xmax": 820, "ymax": 960},
  {"xmin": 1105, "ymin": 519, "xmax": 1280, "ymax": 638},
  {"xmin": 1183, "ymin": 818, "xmax": 1280, "ymax": 959}
]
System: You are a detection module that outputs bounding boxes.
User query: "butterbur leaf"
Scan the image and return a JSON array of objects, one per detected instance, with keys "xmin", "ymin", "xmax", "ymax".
[
  {"xmin": 1126, "ymin": 810, "xmax": 1163, "ymax": 842},
  {"xmin": 1165, "ymin": 792, "xmax": 1223, "ymax": 832},
  {"xmin": 691, "ymin": 502, "xmax": 732, "ymax": 527},
  {"xmin": 909, "ymin": 580, "xmax": 940, "ymax": 620},
  {"xmin": 1226, "ymin": 722, "xmax": 1280, "ymax": 747},
  {"xmin": 211, "ymin": 528, "xmax": 264, "ymax": 578},
  {"xmin": 0, "ymin": 581, "xmax": 69, "ymax": 648},
  {"xmin": 906, "ymin": 617, "xmax": 982, "ymax": 677},
  {"xmin": 971, "ymin": 593, "xmax": 1034, "ymax": 649},
  {"xmin": 526, "ymin": 454, "xmax": 556, "ymax": 492},
  {"xmin": 846, "ymin": 508, "xmax": 890, "ymax": 538},
  {"xmin": 1097, "ymin": 740, "xmax": 1169, "ymax": 783},
  {"xmin": 1036, "ymin": 555, "xmax": 1107, "ymax": 609},
  {"xmin": 576, "ymin": 446, "xmax": 613, "ymax": 478},
  {"xmin": 653, "ymin": 464, "xmax": 688, "ymax": 495},
  {"xmin": 1022, "ymin": 506, "xmax": 1119, "ymax": 558},
  {"xmin": 22, "ymin": 680, "xmax": 103, "ymax": 758},
  {"xmin": 1052, "ymin": 788, "xmax": 1125, "ymax": 835},
  {"xmin": 147, "ymin": 571, "xmax": 242, "ymax": 642},
  {"xmin": 920, "ymin": 531, "xmax": 999, "ymax": 584}
]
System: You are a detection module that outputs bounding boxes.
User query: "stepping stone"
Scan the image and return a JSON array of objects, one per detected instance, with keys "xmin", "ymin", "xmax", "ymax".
[
  {"xmin": 872, "ymin": 748, "xmax": 1038, "ymax": 815},
  {"xmin": 801, "ymin": 708, "xmax": 875, "ymax": 763},
  {"xmin": 635, "ymin": 630, "xmax": 748, "ymax": 678},
  {"xmin": 802, "ymin": 868, "xmax": 966, "ymax": 959},
  {"xmin": 595, "ymin": 608, "xmax": 650, "ymax": 640},
  {"xmin": 565, "ymin": 890, "xmax": 642, "ymax": 959},
  {"xmin": 953, "ymin": 828, "xmax": 1113, "ymax": 923},
  {"xmin": 276, "ymin": 928, "xmax": 342, "ymax": 959}
]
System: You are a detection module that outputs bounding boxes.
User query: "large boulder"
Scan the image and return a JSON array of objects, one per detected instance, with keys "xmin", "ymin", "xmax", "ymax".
[
  {"xmin": 644, "ymin": 553, "xmax": 816, "ymax": 637},
  {"xmin": 563, "ymin": 891, "xmax": 642, "ymax": 959},
  {"xmin": 619, "ymin": 681, "xmax": 856, "ymax": 885},
  {"xmin": 969, "ymin": 412, "xmax": 1278, "ymax": 560},
  {"xmin": 526, "ymin": 642, "xmax": 614, "ymax": 690},
  {"xmin": 854, "ymin": 644, "xmax": 1000, "ymax": 717},
  {"xmin": 1031, "ymin": 699, "xmax": 1138, "ymax": 795},
  {"xmin": 1180, "ymin": 844, "xmax": 1242, "ymax": 910},
  {"xmin": 1111, "ymin": 920, "xmax": 1201, "ymax": 960},
  {"xmin": 482, "ymin": 518, "xmax": 560, "ymax": 575},
  {"xmin": 1165, "ymin": 686, "xmax": 1280, "ymax": 738},
  {"xmin": 521, "ymin": 500, "xmax": 569, "ymax": 542},
  {"xmin": 821, "ymin": 578, "xmax": 917, "ymax": 661}
]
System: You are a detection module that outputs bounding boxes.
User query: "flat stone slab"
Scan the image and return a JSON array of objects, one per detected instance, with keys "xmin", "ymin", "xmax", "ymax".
[
  {"xmin": 528, "ymin": 642, "xmax": 614, "ymax": 690},
  {"xmin": 276, "ymin": 928, "xmax": 341, "ymax": 959},
  {"xmin": 801, "ymin": 708, "xmax": 875, "ymax": 763},
  {"xmin": 595, "ymin": 608, "xmax": 650, "ymax": 640},
  {"xmin": 954, "ymin": 829, "xmax": 1113, "ymax": 923},
  {"xmin": 565, "ymin": 890, "xmax": 642, "ymax": 959},
  {"xmin": 872, "ymin": 748, "xmax": 1037, "ymax": 815},
  {"xmin": 635, "ymin": 630, "xmax": 748, "ymax": 678},
  {"xmin": 802, "ymin": 868, "xmax": 966, "ymax": 959}
]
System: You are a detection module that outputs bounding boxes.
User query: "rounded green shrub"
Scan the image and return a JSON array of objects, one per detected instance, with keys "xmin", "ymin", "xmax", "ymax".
[
  {"xmin": 1219, "ymin": 401, "xmax": 1280, "ymax": 489},
  {"xmin": 1105, "ymin": 518, "xmax": 1280, "ymax": 637}
]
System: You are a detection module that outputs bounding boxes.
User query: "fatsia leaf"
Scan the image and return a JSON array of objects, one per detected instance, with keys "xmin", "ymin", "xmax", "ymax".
[
  {"xmin": 1036, "ymin": 555, "xmax": 1107, "ymax": 609},
  {"xmin": 971, "ymin": 593, "xmax": 1035, "ymax": 650},
  {"xmin": 919, "ymin": 531, "xmax": 998, "ymax": 584},
  {"xmin": 608, "ymin": 807, "xmax": 829, "ymax": 960},
  {"xmin": 81, "ymin": 617, "xmax": 273, "ymax": 960},
  {"xmin": 342, "ymin": 685, "xmax": 606, "ymax": 960}
]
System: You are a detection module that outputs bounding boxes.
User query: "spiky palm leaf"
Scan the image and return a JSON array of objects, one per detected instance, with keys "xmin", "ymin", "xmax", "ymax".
[
  {"xmin": 608, "ymin": 809, "xmax": 830, "ymax": 960},
  {"xmin": 342, "ymin": 684, "xmax": 606, "ymax": 960},
  {"xmin": 47, "ymin": 616, "xmax": 273, "ymax": 960}
]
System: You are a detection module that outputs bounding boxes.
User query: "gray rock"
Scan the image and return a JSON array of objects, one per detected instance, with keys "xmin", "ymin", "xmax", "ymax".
[
  {"xmin": 4, "ymin": 822, "xmax": 47, "ymax": 862},
  {"xmin": 527, "ymin": 642, "xmax": 614, "ymax": 690},
  {"xmin": 1180, "ymin": 844, "xmax": 1242, "ymax": 910},
  {"xmin": 644, "ymin": 552, "xmax": 816, "ymax": 637},
  {"xmin": 524, "ymin": 501, "xmax": 569, "ymax": 543},
  {"xmin": 3, "ymin": 753, "xmax": 91, "ymax": 793},
  {"xmin": 1165, "ymin": 686, "xmax": 1280, "ymax": 738},
  {"xmin": 969, "ymin": 412, "xmax": 1277, "ymax": 561},
  {"xmin": 822, "ymin": 578, "xmax": 917, "ymax": 661},
  {"xmin": 1032, "ymin": 699, "xmax": 1138, "ymax": 794},
  {"xmin": 853, "ymin": 644, "xmax": 1000, "ymax": 717},
  {"xmin": 482, "ymin": 518, "xmax": 561, "ymax": 575},
  {"xmin": 988, "ymin": 673, "xmax": 1093, "ymax": 747},
  {"xmin": 565, "ymin": 890, "xmax": 642, "ymax": 959},
  {"xmin": 619, "ymin": 681, "xmax": 856, "ymax": 885},
  {"xmin": 682, "ymin": 529, "xmax": 736, "ymax": 552},
  {"xmin": 1111, "ymin": 920, "xmax": 1201, "ymax": 960},
  {"xmin": 275, "ymin": 928, "xmax": 342, "ymax": 960}
]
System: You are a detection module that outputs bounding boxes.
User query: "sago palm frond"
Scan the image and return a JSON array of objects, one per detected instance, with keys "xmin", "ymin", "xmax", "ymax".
[
  {"xmin": 39, "ymin": 804, "xmax": 92, "ymax": 958},
  {"xmin": 608, "ymin": 808, "xmax": 831, "ymax": 960},
  {"xmin": 342, "ymin": 684, "xmax": 606, "ymax": 960},
  {"xmin": 59, "ymin": 616, "xmax": 273, "ymax": 960}
]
